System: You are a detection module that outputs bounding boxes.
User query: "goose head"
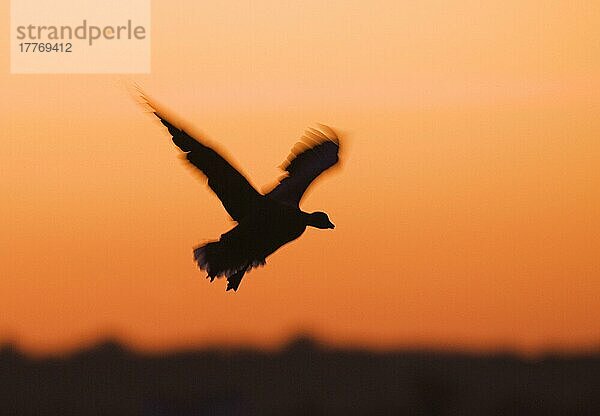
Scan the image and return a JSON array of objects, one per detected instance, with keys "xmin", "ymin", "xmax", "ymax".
[{"xmin": 306, "ymin": 211, "xmax": 335, "ymax": 229}]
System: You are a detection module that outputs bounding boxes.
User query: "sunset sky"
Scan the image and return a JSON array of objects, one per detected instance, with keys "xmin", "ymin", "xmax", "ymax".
[{"xmin": 1, "ymin": 1, "xmax": 599, "ymax": 355}]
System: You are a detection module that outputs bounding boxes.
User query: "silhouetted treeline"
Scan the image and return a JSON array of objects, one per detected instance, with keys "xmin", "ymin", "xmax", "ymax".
[{"xmin": 1, "ymin": 335, "xmax": 599, "ymax": 415}]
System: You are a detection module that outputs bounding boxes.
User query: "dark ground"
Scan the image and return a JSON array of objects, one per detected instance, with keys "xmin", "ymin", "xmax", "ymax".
[{"xmin": 1, "ymin": 335, "xmax": 598, "ymax": 415}]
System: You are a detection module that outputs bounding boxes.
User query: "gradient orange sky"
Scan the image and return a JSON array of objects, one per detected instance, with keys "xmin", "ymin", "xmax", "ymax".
[{"xmin": 2, "ymin": 1, "xmax": 599, "ymax": 355}]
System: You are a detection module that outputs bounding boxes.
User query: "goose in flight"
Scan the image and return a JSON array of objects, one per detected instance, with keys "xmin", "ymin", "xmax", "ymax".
[{"xmin": 145, "ymin": 101, "xmax": 340, "ymax": 291}]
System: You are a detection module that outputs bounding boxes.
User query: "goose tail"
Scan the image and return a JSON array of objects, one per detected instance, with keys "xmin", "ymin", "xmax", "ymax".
[{"xmin": 193, "ymin": 242, "xmax": 265, "ymax": 291}]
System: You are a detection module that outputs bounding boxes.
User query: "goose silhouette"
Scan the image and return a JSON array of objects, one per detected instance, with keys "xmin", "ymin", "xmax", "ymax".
[{"xmin": 144, "ymin": 99, "xmax": 340, "ymax": 291}]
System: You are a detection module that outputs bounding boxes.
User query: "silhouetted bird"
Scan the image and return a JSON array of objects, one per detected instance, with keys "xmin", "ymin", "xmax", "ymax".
[{"xmin": 144, "ymin": 101, "xmax": 340, "ymax": 291}]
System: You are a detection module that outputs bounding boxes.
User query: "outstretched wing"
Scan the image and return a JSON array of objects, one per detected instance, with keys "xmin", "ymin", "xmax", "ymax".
[
  {"xmin": 154, "ymin": 112, "xmax": 262, "ymax": 222},
  {"xmin": 266, "ymin": 125, "xmax": 340, "ymax": 207}
]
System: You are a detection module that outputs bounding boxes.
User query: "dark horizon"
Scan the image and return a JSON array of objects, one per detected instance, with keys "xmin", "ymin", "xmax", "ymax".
[
  {"xmin": 2, "ymin": 333, "xmax": 599, "ymax": 415},
  {"xmin": 3, "ymin": 332, "xmax": 600, "ymax": 359}
]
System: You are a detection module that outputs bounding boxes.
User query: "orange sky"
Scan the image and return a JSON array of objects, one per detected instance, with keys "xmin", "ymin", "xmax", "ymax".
[{"xmin": 1, "ymin": 1, "xmax": 599, "ymax": 355}]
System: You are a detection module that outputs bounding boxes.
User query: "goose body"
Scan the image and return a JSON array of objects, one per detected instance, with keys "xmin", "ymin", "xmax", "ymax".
[{"xmin": 196, "ymin": 200, "xmax": 312, "ymax": 290}]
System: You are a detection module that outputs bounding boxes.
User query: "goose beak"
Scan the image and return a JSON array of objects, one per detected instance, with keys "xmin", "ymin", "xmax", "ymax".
[{"xmin": 328, "ymin": 221, "xmax": 335, "ymax": 229}]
